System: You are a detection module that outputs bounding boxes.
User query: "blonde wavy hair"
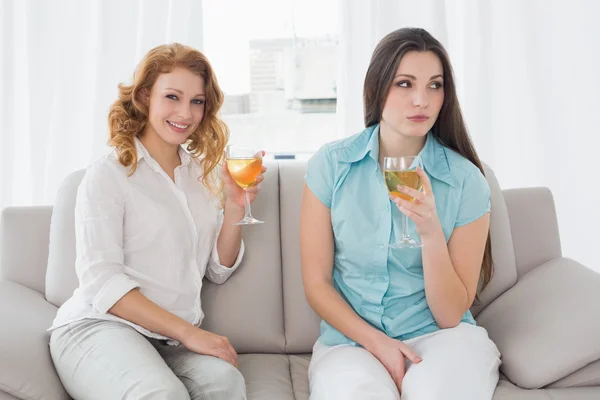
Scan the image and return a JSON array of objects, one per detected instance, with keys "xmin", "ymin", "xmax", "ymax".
[{"xmin": 107, "ymin": 43, "xmax": 228, "ymax": 198}]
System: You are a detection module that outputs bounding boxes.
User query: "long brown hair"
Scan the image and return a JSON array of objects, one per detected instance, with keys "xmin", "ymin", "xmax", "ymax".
[
  {"xmin": 107, "ymin": 43, "xmax": 228, "ymax": 196},
  {"xmin": 363, "ymin": 28, "xmax": 493, "ymax": 296}
]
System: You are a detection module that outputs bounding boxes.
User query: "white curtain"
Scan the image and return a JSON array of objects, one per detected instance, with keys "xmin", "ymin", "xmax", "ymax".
[
  {"xmin": 1, "ymin": 0, "xmax": 599, "ymax": 271},
  {"xmin": 0, "ymin": 0, "xmax": 203, "ymax": 208},
  {"xmin": 337, "ymin": 0, "xmax": 600, "ymax": 271}
]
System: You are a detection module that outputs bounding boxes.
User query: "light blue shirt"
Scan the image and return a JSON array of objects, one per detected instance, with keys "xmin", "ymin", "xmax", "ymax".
[{"xmin": 305, "ymin": 124, "xmax": 491, "ymax": 347}]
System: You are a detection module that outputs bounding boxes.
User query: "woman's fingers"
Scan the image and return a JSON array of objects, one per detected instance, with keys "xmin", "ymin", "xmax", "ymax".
[
  {"xmin": 416, "ymin": 167, "xmax": 433, "ymax": 195},
  {"xmin": 396, "ymin": 185, "xmax": 426, "ymax": 202},
  {"xmin": 398, "ymin": 343, "xmax": 422, "ymax": 364}
]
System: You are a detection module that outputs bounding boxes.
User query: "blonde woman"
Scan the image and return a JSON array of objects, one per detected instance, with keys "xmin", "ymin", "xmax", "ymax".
[{"xmin": 49, "ymin": 43, "xmax": 263, "ymax": 400}]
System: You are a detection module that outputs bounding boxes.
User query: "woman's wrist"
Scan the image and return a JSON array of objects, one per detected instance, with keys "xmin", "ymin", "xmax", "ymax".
[
  {"xmin": 361, "ymin": 328, "xmax": 388, "ymax": 353},
  {"xmin": 419, "ymin": 221, "xmax": 445, "ymax": 244},
  {"xmin": 224, "ymin": 198, "xmax": 245, "ymax": 214},
  {"xmin": 175, "ymin": 321, "xmax": 199, "ymax": 345}
]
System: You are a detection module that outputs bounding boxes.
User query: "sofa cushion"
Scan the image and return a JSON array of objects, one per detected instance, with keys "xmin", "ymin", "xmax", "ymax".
[
  {"xmin": 477, "ymin": 258, "xmax": 600, "ymax": 389},
  {"xmin": 548, "ymin": 359, "xmax": 600, "ymax": 388},
  {"xmin": 542, "ymin": 387, "xmax": 600, "ymax": 400},
  {"xmin": 0, "ymin": 280, "xmax": 68, "ymax": 400},
  {"xmin": 238, "ymin": 354, "xmax": 294, "ymax": 400},
  {"xmin": 201, "ymin": 162, "xmax": 285, "ymax": 353},
  {"xmin": 494, "ymin": 379, "xmax": 600, "ymax": 399},
  {"xmin": 0, "ymin": 206, "xmax": 53, "ymax": 295},
  {"xmin": 289, "ymin": 354, "xmax": 311, "ymax": 400},
  {"xmin": 0, "ymin": 391, "xmax": 20, "ymax": 400},
  {"xmin": 279, "ymin": 161, "xmax": 321, "ymax": 353}
]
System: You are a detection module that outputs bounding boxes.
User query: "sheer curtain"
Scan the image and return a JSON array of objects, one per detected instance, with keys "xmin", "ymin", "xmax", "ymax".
[
  {"xmin": 336, "ymin": 0, "xmax": 600, "ymax": 270},
  {"xmin": 0, "ymin": 0, "xmax": 203, "ymax": 208},
  {"xmin": 2, "ymin": 0, "xmax": 599, "ymax": 270}
]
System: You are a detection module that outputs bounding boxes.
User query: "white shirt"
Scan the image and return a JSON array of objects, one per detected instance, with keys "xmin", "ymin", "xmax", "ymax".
[{"xmin": 49, "ymin": 138, "xmax": 244, "ymax": 341}]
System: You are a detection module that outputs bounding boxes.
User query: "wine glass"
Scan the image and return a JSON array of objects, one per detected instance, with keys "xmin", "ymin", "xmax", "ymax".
[
  {"xmin": 225, "ymin": 145, "xmax": 264, "ymax": 225},
  {"xmin": 383, "ymin": 156, "xmax": 424, "ymax": 248}
]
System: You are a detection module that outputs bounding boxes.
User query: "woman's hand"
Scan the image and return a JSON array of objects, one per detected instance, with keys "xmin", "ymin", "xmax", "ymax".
[
  {"xmin": 181, "ymin": 327, "xmax": 238, "ymax": 368},
  {"xmin": 222, "ymin": 151, "xmax": 267, "ymax": 209},
  {"xmin": 390, "ymin": 167, "xmax": 441, "ymax": 238},
  {"xmin": 366, "ymin": 334, "xmax": 422, "ymax": 393}
]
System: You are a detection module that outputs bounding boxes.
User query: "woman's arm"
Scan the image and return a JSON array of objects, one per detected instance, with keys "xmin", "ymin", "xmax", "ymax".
[
  {"xmin": 391, "ymin": 168, "xmax": 490, "ymax": 328},
  {"xmin": 420, "ymin": 215, "xmax": 489, "ymax": 328},
  {"xmin": 215, "ymin": 203, "xmax": 245, "ymax": 267},
  {"xmin": 109, "ymin": 289, "xmax": 238, "ymax": 366},
  {"xmin": 301, "ymin": 185, "xmax": 389, "ymax": 350},
  {"xmin": 212, "ymin": 162, "xmax": 266, "ymax": 268}
]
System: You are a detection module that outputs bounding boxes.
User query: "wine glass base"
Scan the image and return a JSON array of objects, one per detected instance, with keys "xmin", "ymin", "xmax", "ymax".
[
  {"xmin": 388, "ymin": 239, "xmax": 423, "ymax": 249},
  {"xmin": 233, "ymin": 216, "xmax": 265, "ymax": 226}
]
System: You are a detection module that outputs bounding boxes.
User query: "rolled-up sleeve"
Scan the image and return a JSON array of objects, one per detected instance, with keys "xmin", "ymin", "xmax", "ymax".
[
  {"xmin": 75, "ymin": 164, "xmax": 140, "ymax": 314},
  {"xmin": 205, "ymin": 208, "xmax": 244, "ymax": 284}
]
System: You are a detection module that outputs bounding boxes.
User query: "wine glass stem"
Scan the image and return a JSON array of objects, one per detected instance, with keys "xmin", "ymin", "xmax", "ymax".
[
  {"xmin": 243, "ymin": 189, "xmax": 252, "ymax": 220},
  {"xmin": 401, "ymin": 211, "xmax": 408, "ymax": 241}
]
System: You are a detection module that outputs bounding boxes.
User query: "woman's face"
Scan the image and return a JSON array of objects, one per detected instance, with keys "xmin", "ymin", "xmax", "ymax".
[
  {"xmin": 381, "ymin": 51, "xmax": 445, "ymax": 139},
  {"xmin": 145, "ymin": 67, "xmax": 206, "ymax": 147}
]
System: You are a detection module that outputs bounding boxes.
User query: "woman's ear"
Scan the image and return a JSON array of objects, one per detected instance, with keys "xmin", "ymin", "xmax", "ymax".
[{"xmin": 137, "ymin": 88, "xmax": 150, "ymax": 106}]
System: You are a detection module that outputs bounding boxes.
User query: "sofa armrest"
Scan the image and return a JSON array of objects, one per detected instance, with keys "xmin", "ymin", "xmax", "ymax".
[
  {"xmin": 0, "ymin": 280, "xmax": 68, "ymax": 400},
  {"xmin": 477, "ymin": 257, "xmax": 600, "ymax": 389},
  {"xmin": 503, "ymin": 187, "xmax": 562, "ymax": 278}
]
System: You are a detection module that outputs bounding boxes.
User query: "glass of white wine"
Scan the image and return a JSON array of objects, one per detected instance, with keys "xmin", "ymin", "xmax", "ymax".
[
  {"xmin": 225, "ymin": 145, "xmax": 264, "ymax": 225},
  {"xmin": 383, "ymin": 155, "xmax": 424, "ymax": 248}
]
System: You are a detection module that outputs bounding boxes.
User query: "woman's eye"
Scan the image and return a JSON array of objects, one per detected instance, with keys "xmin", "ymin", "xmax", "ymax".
[
  {"xmin": 192, "ymin": 99, "xmax": 205, "ymax": 105},
  {"xmin": 430, "ymin": 82, "xmax": 443, "ymax": 89},
  {"xmin": 396, "ymin": 81, "xmax": 410, "ymax": 88},
  {"xmin": 166, "ymin": 94, "xmax": 178, "ymax": 100}
]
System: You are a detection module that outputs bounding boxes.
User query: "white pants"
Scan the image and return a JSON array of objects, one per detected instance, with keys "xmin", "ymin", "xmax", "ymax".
[
  {"xmin": 50, "ymin": 319, "xmax": 246, "ymax": 400},
  {"xmin": 308, "ymin": 323, "xmax": 501, "ymax": 400}
]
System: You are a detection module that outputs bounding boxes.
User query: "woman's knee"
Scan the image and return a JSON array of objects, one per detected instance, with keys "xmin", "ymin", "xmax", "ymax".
[
  {"xmin": 143, "ymin": 374, "xmax": 190, "ymax": 400},
  {"xmin": 49, "ymin": 322, "xmax": 190, "ymax": 400},
  {"xmin": 183, "ymin": 359, "xmax": 246, "ymax": 400},
  {"xmin": 309, "ymin": 346, "xmax": 400, "ymax": 400}
]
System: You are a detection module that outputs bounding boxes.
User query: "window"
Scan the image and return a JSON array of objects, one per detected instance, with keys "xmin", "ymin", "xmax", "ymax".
[{"xmin": 202, "ymin": 0, "xmax": 339, "ymax": 159}]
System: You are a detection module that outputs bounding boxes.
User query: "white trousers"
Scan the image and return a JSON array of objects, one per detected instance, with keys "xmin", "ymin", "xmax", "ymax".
[
  {"xmin": 308, "ymin": 323, "xmax": 501, "ymax": 400},
  {"xmin": 50, "ymin": 319, "xmax": 246, "ymax": 400}
]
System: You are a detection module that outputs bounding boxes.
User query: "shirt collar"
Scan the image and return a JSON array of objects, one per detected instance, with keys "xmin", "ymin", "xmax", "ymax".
[
  {"xmin": 338, "ymin": 123, "xmax": 455, "ymax": 187},
  {"xmin": 338, "ymin": 124, "xmax": 380, "ymax": 164},
  {"xmin": 135, "ymin": 137, "xmax": 192, "ymax": 167},
  {"xmin": 419, "ymin": 130, "xmax": 455, "ymax": 187}
]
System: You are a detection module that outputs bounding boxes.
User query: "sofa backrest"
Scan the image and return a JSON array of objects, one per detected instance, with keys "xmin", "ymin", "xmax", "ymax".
[
  {"xmin": 200, "ymin": 162, "xmax": 286, "ymax": 353},
  {"xmin": 279, "ymin": 161, "xmax": 322, "ymax": 353},
  {"xmin": 45, "ymin": 169, "xmax": 85, "ymax": 306}
]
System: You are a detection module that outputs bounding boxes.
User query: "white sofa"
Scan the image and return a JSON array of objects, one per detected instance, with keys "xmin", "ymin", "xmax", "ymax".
[{"xmin": 1, "ymin": 160, "xmax": 600, "ymax": 399}]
